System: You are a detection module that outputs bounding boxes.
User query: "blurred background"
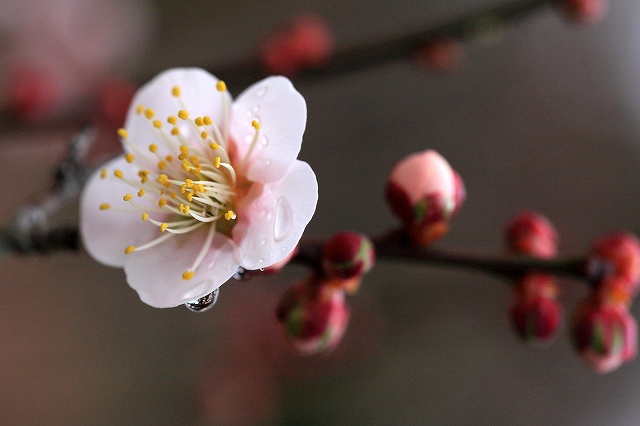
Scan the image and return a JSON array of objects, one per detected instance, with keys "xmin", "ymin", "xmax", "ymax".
[{"xmin": 1, "ymin": 0, "xmax": 640, "ymax": 424}]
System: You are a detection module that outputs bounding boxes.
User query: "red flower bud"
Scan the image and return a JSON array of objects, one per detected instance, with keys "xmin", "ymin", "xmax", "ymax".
[
  {"xmin": 589, "ymin": 232, "xmax": 640, "ymax": 295},
  {"xmin": 276, "ymin": 279, "xmax": 349, "ymax": 355},
  {"xmin": 558, "ymin": 0, "xmax": 609, "ymax": 24},
  {"xmin": 415, "ymin": 39, "xmax": 465, "ymax": 72},
  {"xmin": 386, "ymin": 150, "xmax": 465, "ymax": 246},
  {"xmin": 510, "ymin": 274, "xmax": 562, "ymax": 343},
  {"xmin": 322, "ymin": 231, "xmax": 375, "ymax": 293},
  {"xmin": 7, "ymin": 67, "xmax": 62, "ymax": 119},
  {"xmin": 259, "ymin": 15, "xmax": 334, "ymax": 76},
  {"xmin": 505, "ymin": 211, "xmax": 559, "ymax": 259},
  {"xmin": 571, "ymin": 299, "xmax": 637, "ymax": 373}
]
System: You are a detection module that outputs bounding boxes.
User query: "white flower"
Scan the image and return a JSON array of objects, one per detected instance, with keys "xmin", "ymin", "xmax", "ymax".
[{"xmin": 80, "ymin": 68, "xmax": 318, "ymax": 308}]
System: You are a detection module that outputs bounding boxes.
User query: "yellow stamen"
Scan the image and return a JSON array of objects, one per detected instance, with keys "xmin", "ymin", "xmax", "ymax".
[
  {"xmin": 125, "ymin": 153, "xmax": 135, "ymax": 163},
  {"xmin": 114, "ymin": 170, "xmax": 124, "ymax": 179},
  {"xmin": 172, "ymin": 86, "xmax": 181, "ymax": 97},
  {"xmin": 142, "ymin": 213, "xmax": 149, "ymax": 221},
  {"xmin": 153, "ymin": 119, "xmax": 162, "ymax": 129},
  {"xmin": 158, "ymin": 198, "xmax": 167, "ymax": 207},
  {"xmin": 216, "ymin": 81, "xmax": 227, "ymax": 92},
  {"xmin": 209, "ymin": 143, "xmax": 219, "ymax": 150},
  {"xmin": 180, "ymin": 184, "xmax": 187, "ymax": 193},
  {"xmin": 182, "ymin": 270, "xmax": 195, "ymax": 280},
  {"xmin": 157, "ymin": 161, "xmax": 167, "ymax": 170},
  {"xmin": 197, "ymin": 184, "xmax": 205, "ymax": 193},
  {"xmin": 201, "ymin": 131, "xmax": 208, "ymax": 139},
  {"xmin": 165, "ymin": 155, "xmax": 174, "ymax": 162},
  {"xmin": 135, "ymin": 105, "xmax": 144, "ymax": 115},
  {"xmin": 179, "ymin": 203, "xmax": 184, "ymax": 213},
  {"xmin": 185, "ymin": 179, "xmax": 194, "ymax": 188},
  {"xmin": 178, "ymin": 110, "xmax": 189, "ymax": 120},
  {"xmin": 148, "ymin": 144, "xmax": 158, "ymax": 153},
  {"xmin": 195, "ymin": 117, "xmax": 204, "ymax": 126},
  {"xmin": 117, "ymin": 128, "xmax": 128, "ymax": 138},
  {"xmin": 169, "ymin": 191, "xmax": 177, "ymax": 199},
  {"xmin": 167, "ymin": 116, "xmax": 177, "ymax": 125},
  {"xmin": 224, "ymin": 210, "xmax": 236, "ymax": 220},
  {"xmin": 203, "ymin": 116, "xmax": 212, "ymax": 125},
  {"xmin": 181, "ymin": 164, "xmax": 191, "ymax": 172},
  {"xmin": 179, "ymin": 145, "xmax": 189, "ymax": 155},
  {"xmin": 183, "ymin": 205, "xmax": 190, "ymax": 215},
  {"xmin": 214, "ymin": 157, "xmax": 221, "ymax": 168},
  {"xmin": 160, "ymin": 223, "xmax": 169, "ymax": 232},
  {"xmin": 137, "ymin": 189, "xmax": 146, "ymax": 197},
  {"xmin": 171, "ymin": 127, "xmax": 180, "ymax": 136},
  {"xmin": 99, "ymin": 203, "xmax": 111, "ymax": 210},
  {"xmin": 125, "ymin": 246, "xmax": 136, "ymax": 254},
  {"xmin": 100, "ymin": 168, "xmax": 107, "ymax": 179},
  {"xmin": 186, "ymin": 193, "xmax": 194, "ymax": 202},
  {"xmin": 252, "ymin": 120, "xmax": 260, "ymax": 130},
  {"xmin": 123, "ymin": 194, "xmax": 133, "ymax": 201},
  {"xmin": 144, "ymin": 108, "xmax": 155, "ymax": 119}
]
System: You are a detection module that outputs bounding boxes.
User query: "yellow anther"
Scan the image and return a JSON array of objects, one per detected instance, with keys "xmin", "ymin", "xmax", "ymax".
[
  {"xmin": 180, "ymin": 184, "xmax": 187, "ymax": 193},
  {"xmin": 214, "ymin": 157, "xmax": 221, "ymax": 168},
  {"xmin": 181, "ymin": 164, "xmax": 190, "ymax": 172},
  {"xmin": 183, "ymin": 205, "xmax": 190, "ymax": 215},
  {"xmin": 165, "ymin": 155, "xmax": 174, "ymax": 162},
  {"xmin": 189, "ymin": 155, "xmax": 199, "ymax": 164},
  {"xmin": 172, "ymin": 86, "xmax": 181, "ymax": 97},
  {"xmin": 144, "ymin": 108, "xmax": 155, "ymax": 119},
  {"xmin": 251, "ymin": 120, "xmax": 260, "ymax": 130},
  {"xmin": 123, "ymin": 194, "xmax": 133, "ymax": 201},
  {"xmin": 201, "ymin": 131, "xmax": 208, "ymax": 140},
  {"xmin": 138, "ymin": 170, "xmax": 150, "ymax": 177},
  {"xmin": 158, "ymin": 198, "xmax": 167, "ymax": 207},
  {"xmin": 100, "ymin": 168, "xmax": 107, "ymax": 179},
  {"xmin": 209, "ymin": 142, "xmax": 220, "ymax": 150},
  {"xmin": 224, "ymin": 210, "xmax": 236, "ymax": 220},
  {"xmin": 182, "ymin": 270, "xmax": 195, "ymax": 280},
  {"xmin": 125, "ymin": 153, "xmax": 135, "ymax": 163},
  {"xmin": 179, "ymin": 145, "xmax": 189, "ymax": 155},
  {"xmin": 216, "ymin": 81, "xmax": 227, "ymax": 92},
  {"xmin": 160, "ymin": 189, "xmax": 166, "ymax": 195},
  {"xmin": 157, "ymin": 174, "xmax": 168, "ymax": 182},
  {"xmin": 169, "ymin": 191, "xmax": 177, "ymax": 199},
  {"xmin": 117, "ymin": 128, "xmax": 128, "ymax": 138},
  {"xmin": 114, "ymin": 170, "xmax": 124, "ymax": 179},
  {"xmin": 186, "ymin": 193, "xmax": 194, "ymax": 202},
  {"xmin": 157, "ymin": 161, "xmax": 167, "ymax": 170},
  {"xmin": 142, "ymin": 213, "xmax": 149, "ymax": 221},
  {"xmin": 197, "ymin": 184, "xmax": 205, "ymax": 193},
  {"xmin": 148, "ymin": 143, "xmax": 158, "ymax": 153},
  {"xmin": 167, "ymin": 116, "xmax": 177, "ymax": 125},
  {"xmin": 160, "ymin": 223, "xmax": 169, "ymax": 232},
  {"xmin": 195, "ymin": 117, "xmax": 204, "ymax": 126},
  {"xmin": 135, "ymin": 105, "xmax": 144, "ymax": 114},
  {"xmin": 178, "ymin": 110, "xmax": 189, "ymax": 120},
  {"xmin": 153, "ymin": 119, "xmax": 162, "ymax": 129},
  {"xmin": 203, "ymin": 116, "xmax": 213, "ymax": 125},
  {"xmin": 99, "ymin": 203, "xmax": 111, "ymax": 210},
  {"xmin": 124, "ymin": 246, "xmax": 136, "ymax": 254},
  {"xmin": 140, "ymin": 175, "xmax": 148, "ymax": 184},
  {"xmin": 193, "ymin": 165, "xmax": 202, "ymax": 174},
  {"xmin": 185, "ymin": 179, "xmax": 194, "ymax": 188},
  {"xmin": 137, "ymin": 189, "xmax": 146, "ymax": 197},
  {"xmin": 171, "ymin": 127, "xmax": 180, "ymax": 136},
  {"xmin": 179, "ymin": 203, "xmax": 185, "ymax": 213}
]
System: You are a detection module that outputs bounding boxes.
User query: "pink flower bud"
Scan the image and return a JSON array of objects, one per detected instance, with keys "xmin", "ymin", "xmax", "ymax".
[
  {"xmin": 415, "ymin": 39, "xmax": 465, "ymax": 72},
  {"xmin": 276, "ymin": 279, "xmax": 349, "ymax": 355},
  {"xmin": 571, "ymin": 299, "xmax": 637, "ymax": 373},
  {"xmin": 385, "ymin": 150, "xmax": 465, "ymax": 246},
  {"xmin": 322, "ymin": 231, "xmax": 375, "ymax": 292},
  {"xmin": 7, "ymin": 66, "xmax": 62, "ymax": 119},
  {"xmin": 558, "ymin": 0, "xmax": 609, "ymax": 24},
  {"xmin": 259, "ymin": 15, "xmax": 334, "ymax": 76},
  {"xmin": 505, "ymin": 211, "xmax": 559, "ymax": 259},
  {"xmin": 589, "ymin": 232, "xmax": 640, "ymax": 295},
  {"xmin": 510, "ymin": 274, "xmax": 562, "ymax": 343}
]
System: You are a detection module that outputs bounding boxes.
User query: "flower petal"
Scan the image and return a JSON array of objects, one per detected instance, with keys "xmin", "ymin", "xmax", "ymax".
[
  {"xmin": 234, "ymin": 160, "xmax": 317, "ymax": 270},
  {"xmin": 230, "ymin": 76, "xmax": 306, "ymax": 183},
  {"xmin": 124, "ymin": 228, "xmax": 239, "ymax": 308},
  {"xmin": 124, "ymin": 68, "xmax": 231, "ymax": 157},
  {"xmin": 80, "ymin": 157, "xmax": 163, "ymax": 267}
]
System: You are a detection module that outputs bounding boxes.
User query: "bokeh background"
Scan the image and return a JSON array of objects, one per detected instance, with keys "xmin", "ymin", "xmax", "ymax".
[{"xmin": 1, "ymin": 0, "xmax": 640, "ymax": 424}]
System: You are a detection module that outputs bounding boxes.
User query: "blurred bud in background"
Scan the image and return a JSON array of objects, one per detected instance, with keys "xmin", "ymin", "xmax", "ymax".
[
  {"xmin": 322, "ymin": 231, "xmax": 375, "ymax": 294},
  {"xmin": 386, "ymin": 149, "xmax": 465, "ymax": 246},
  {"xmin": 505, "ymin": 211, "xmax": 559, "ymax": 259},
  {"xmin": 510, "ymin": 274, "xmax": 562, "ymax": 344},
  {"xmin": 415, "ymin": 39, "xmax": 465, "ymax": 72},
  {"xmin": 558, "ymin": 0, "xmax": 609, "ymax": 24},
  {"xmin": 588, "ymin": 232, "xmax": 640, "ymax": 297}
]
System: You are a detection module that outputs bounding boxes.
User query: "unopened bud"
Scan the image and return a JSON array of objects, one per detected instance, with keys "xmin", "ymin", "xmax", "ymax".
[
  {"xmin": 7, "ymin": 67, "xmax": 62, "ymax": 119},
  {"xmin": 571, "ymin": 299, "xmax": 637, "ymax": 373},
  {"xmin": 510, "ymin": 274, "xmax": 562, "ymax": 344},
  {"xmin": 505, "ymin": 211, "xmax": 559, "ymax": 259},
  {"xmin": 589, "ymin": 232, "xmax": 640, "ymax": 295},
  {"xmin": 415, "ymin": 39, "xmax": 465, "ymax": 72},
  {"xmin": 322, "ymin": 231, "xmax": 375, "ymax": 293},
  {"xmin": 385, "ymin": 150, "xmax": 465, "ymax": 246},
  {"xmin": 558, "ymin": 0, "xmax": 609, "ymax": 24},
  {"xmin": 259, "ymin": 15, "xmax": 334, "ymax": 76},
  {"xmin": 276, "ymin": 279, "xmax": 350, "ymax": 355}
]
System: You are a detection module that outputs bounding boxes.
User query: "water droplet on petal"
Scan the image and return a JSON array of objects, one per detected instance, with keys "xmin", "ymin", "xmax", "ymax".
[
  {"xmin": 260, "ymin": 239, "xmax": 266, "ymax": 246},
  {"xmin": 262, "ymin": 135, "xmax": 269, "ymax": 146},
  {"xmin": 274, "ymin": 196, "xmax": 294, "ymax": 242},
  {"xmin": 259, "ymin": 258, "xmax": 265, "ymax": 263},
  {"xmin": 259, "ymin": 267, "xmax": 265, "ymax": 272},
  {"xmin": 256, "ymin": 86, "xmax": 268, "ymax": 97},
  {"xmin": 252, "ymin": 106, "xmax": 260, "ymax": 114},
  {"xmin": 185, "ymin": 288, "xmax": 219, "ymax": 312}
]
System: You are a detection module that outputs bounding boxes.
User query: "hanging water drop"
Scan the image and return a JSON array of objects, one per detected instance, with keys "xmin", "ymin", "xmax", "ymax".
[{"xmin": 185, "ymin": 288, "xmax": 219, "ymax": 312}]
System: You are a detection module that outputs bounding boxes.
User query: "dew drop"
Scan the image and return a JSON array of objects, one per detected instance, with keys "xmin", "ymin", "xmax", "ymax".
[
  {"xmin": 256, "ymin": 86, "xmax": 268, "ymax": 97},
  {"xmin": 262, "ymin": 135, "xmax": 269, "ymax": 146},
  {"xmin": 252, "ymin": 106, "xmax": 260, "ymax": 114},
  {"xmin": 274, "ymin": 197, "xmax": 294, "ymax": 242},
  {"xmin": 260, "ymin": 239, "xmax": 266, "ymax": 246},
  {"xmin": 259, "ymin": 267, "xmax": 265, "ymax": 272},
  {"xmin": 185, "ymin": 288, "xmax": 219, "ymax": 312},
  {"xmin": 259, "ymin": 258, "xmax": 265, "ymax": 264}
]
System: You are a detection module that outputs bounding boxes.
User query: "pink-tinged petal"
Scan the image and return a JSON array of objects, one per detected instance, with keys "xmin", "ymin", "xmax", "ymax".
[
  {"xmin": 124, "ymin": 68, "xmax": 231, "ymax": 156},
  {"xmin": 124, "ymin": 229, "xmax": 239, "ymax": 308},
  {"xmin": 234, "ymin": 160, "xmax": 317, "ymax": 270},
  {"xmin": 80, "ymin": 157, "xmax": 162, "ymax": 268},
  {"xmin": 230, "ymin": 76, "xmax": 306, "ymax": 183},
  {"xmin": 388, "ymin": 150, "xmax": 456, "ymax": 205}
]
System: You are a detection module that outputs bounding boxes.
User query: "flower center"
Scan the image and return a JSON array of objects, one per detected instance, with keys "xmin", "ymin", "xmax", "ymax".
[{"xmin": 99, "ymin": 80, "xmax": 262, "ymax": 281}]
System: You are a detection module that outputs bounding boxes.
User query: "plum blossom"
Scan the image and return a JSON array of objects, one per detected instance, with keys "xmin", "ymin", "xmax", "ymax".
[{"xmin": 80, "ymin": 68, "xmax": 317, "ymax": 308}]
